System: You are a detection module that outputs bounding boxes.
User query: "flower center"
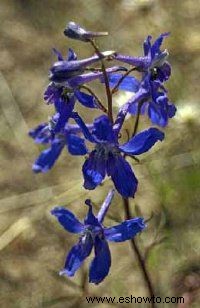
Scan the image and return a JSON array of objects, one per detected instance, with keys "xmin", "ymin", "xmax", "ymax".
[
  {"xmin": 81, "ymin": 226, "xmax": 103, "ymax": 244},
  {"xmin": 95, "ymin": 143, "xmax": 120, "ymax": 160}
]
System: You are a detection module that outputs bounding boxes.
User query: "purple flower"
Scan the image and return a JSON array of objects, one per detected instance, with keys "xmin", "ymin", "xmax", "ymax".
[
  {"xmin": 73, "ymin": 113, "xmax": 164, "ymax": 197},
  {"xmin": 51, "ymin": 190, "xmax": 146, "ymax": 284},
  {"xmin": 64, "ymin": 21, "xmax": 108, "ymax": 42},
  {"xmin": 29, "ymin": 114, "xmax": 92, "ymax": 173}
]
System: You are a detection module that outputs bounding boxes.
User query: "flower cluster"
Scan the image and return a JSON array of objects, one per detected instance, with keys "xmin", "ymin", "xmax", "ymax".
[{"xmin": 29, "ymin": 22, "xmax": 176, "ymax": 284}]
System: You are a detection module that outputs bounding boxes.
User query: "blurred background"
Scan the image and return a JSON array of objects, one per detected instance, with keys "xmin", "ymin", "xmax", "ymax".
[{"xmin": 0, "ymin": 0, "xmax": 199, "ymax": 307}]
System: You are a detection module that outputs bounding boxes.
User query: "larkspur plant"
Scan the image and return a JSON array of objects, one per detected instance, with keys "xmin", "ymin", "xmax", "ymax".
[{"xmin": 29, "ymin": 21, "xmax": 176, "ymax": 299}]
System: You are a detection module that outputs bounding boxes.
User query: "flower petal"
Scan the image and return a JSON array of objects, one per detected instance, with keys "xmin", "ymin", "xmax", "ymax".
[
  {"xmin": 54, "ymin": 95, "xmax": 75, "ymax": 133},
  {"xmin": 32, "ymin": 139, "xmax": 64, "ymax": 173},
  {"xmin": 104, "ymin": 217, "xmax": 146, "ymax": 242},
  {"xmin": 75, "ymin": 90, "xmax": 97, "ymax": 108},
  {"xmin": 67, "ymin": 134, "xmax": 88, "ymax": 155},
  {"xmin": 84, "ymin": 199, "xmax": 100, "ymax": 226},
  {"xmin": 52, "ymin": 48, "xmax": 64, "ymax": 61},
  {"xmin": 61, "ymin": 238, "xmax": 93, "ymax": 277},
  {"xmin": 82, "ymin": 150, "xmax": 106, "ymax": 190},
  {"xmin": 67, "ymin": 48, "xmax": 77, "ymax": 61},
  {"xmin": 168, "ymin": 103, "xmax": 177, "ymax": 118},
  {"xmin": 119, "ymin": 127, "xmax": 164, "ymax": 155},
  {"xmin": 44, "ymin": 83, "xmax": 63, "ymax": 105},
  {"xmin": 106, "ymin": 73, "xmax": 140, "ymax": 92},
  {"xmin": 143, "ymin": 35, "xmax": 152, "ymax": 57},
  {"xmin": 107, "ymin": 155, "xmax": 138, "ymax": 198},
  {"xmin": 89, "ymin": 237, "xmax": 111, "ymax": 284},
  {"xmin": 148, "ymin": 103, "xmax": 168, "ymax": 127},
  {"xmin": 51, "ymin": 207, "xmax": 84, "ymax": 233},
  {"xmin": 157, "ymin": 62, "xmax": 171, "ymax": 82},
  {"xmin": 92, "ymin": 115, "xmax": 115, "ymax": 142},
  {"xmin": 128, "ymin": 101, "xmax": 148, "ymax": 115},
  {"xmin": 151, "ymin": 32, "xmax": 170, "ymax": 58},
  {"xmin": 29, "ymin": 123, "xmax": 51, "ymax": 144},
  {"xmin": 72, "ymin": 112, "xmax": 95, "ymax": 142}
]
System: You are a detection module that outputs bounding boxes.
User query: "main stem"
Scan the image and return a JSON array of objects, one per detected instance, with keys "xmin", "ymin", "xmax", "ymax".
[
  {"xmin": 122, "ymin": 100, "xmax": 156, "ymax": 307},
  {"xmin": 90, "ymin": 39, "xmax": 113, "ymax": 123},
  {"xmin": 123, "ymin": 198, "xmax": 156, "ymax": 307}
]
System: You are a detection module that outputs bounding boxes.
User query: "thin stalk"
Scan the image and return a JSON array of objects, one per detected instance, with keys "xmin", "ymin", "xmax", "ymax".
[
  {"xmin": 123, "ymin": 198, "xmax": 156, "ymax": 307},
  {"xmin": 111, "ymin": 67, "xmax": 137, "ymax": 94},
  {"xmin": 132, "ymin": 100, "xmax": 144, "ymax": 137},
  {"xmin": 80, "ymin": 85, "xmax": 107, "ymax": 113},
  {"xmin": 89, "ymin": 39, "xmax": 113, "ymax": 123},
  {"xmin": 121, "ymin": 103, "xmax": 156, "ymax": 306}
]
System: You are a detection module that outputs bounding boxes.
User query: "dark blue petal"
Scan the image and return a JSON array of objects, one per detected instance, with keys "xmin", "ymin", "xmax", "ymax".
[
  {"xmin": 107, "ymin": 73, "xmax": 140, "ymax": 92},
  {"xmin": 29, "ymin": 123, "xmax": 51, "ymax": 144},
  {"xmin": 168, "ymin": 103, "xmax": 176, "ymax": 118},
  {"xmin": 44, "ymin": 83, "xmax": 63, "ymax": 105},
  {"xmin": 54, "ymin": 95, "xmax": 75, "ymax": 133},
  {"xmin": 92, "ymin": 115, "xmax": 116, "ymax": 142},
  {"xmin": 32, "ymin": 139, "xmax": 64, "ymax": 173},
  {"xmin": 61, "ymin": 237, "xmax": 93, "ymax": 277},
  {"xmin": 84, "ymin": 199, "xmax": 100, "ymax": 226},
  {"xmin": 67, "ymin": 48, "xmax": 77, "ymax": 61},
  {"xmin": 51, "ymin": 207, "xmax": 84, "ymax": 233},
  {"xmin": 143, "ymin": 35, "xmax": 152, "ymax": 56},
  {"xmin": 75, "ymin": 90, "xmax": 98, "ymax": 108},
  {"xmin": 104, "ymin": 217, "xmax": 146, "ymax": 242},
  {"xmin": 72, "ymin": 112, "xmax": 95, "ymax": 142},
  {"xmin": 151, "ymin": 32, "xmax": 170, "ymax": 58},
  {"xmin": 128, "ymin": 101, "xmax": 148, "ymax": 115},
  {"xmin": 107, "ymin": 155, "xmax": 138, "ymax": 198},
  {"xmin": 127, "ymin": 82, "xmax": 150, "ymax": 115},
  {"xmin": 119, "ymin": 128, "xmax": 164, "ymax": 155},
  {"xmin": 52, "ymin": 48, "xmax": 64, "ymax": 61},
  {"xmin": 82, "ymin": 150, "xmax": 106, "ymax": 190},
  {"xmin": 29, "ymin": 123, "xmax": 46, "ymax": 139},
  {"xmin": 148, "ymin": 103, "xmax": 168, "ymax": 127},
  {"xmin": 157, "ymin": 62, "xmax": 171, "ymax": 82},
  {"xmin": 89, "ymin": 237, "xmax": 111, "ymax": 284},
  {"xmin": 67, "ymin": 134, "xmax": 88, "ymax": 155}
]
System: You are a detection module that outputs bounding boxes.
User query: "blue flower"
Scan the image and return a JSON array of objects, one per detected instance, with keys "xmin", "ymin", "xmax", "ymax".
[
  {"xmin": 73, "ymin": 113, "xmax": 164, "ymax": 197},
  {"xmin": 49, "ymin": 48, "xmax": 115, "ymax": 83},
  {"xmin": 64, "ymin": 21, "xmax": 108, "ymax": 42},
  {"xmin": 44, "ymin": 49, "xmax": 121, "ymax": 133},
  {"xmin": 114, "ymin": 33, "xmax": 171, "ymax": 82},
  {"xmin": 29, "ymin": 114, "xmax": 91, "ymax": 173},
  {"xmin": 51, "ymin": 190, "xmax": 146, "ymax": 284},
  {"xmin": 107, "ymin": 73, "xmax": 176, "ymax": 127},
  {"xmin": 127, "ymin": 75, "xmax": 176, "ymax": 127},
  {"xmin": 103, "ymin": 34, "xmax": 176, "ymax": 127}
]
